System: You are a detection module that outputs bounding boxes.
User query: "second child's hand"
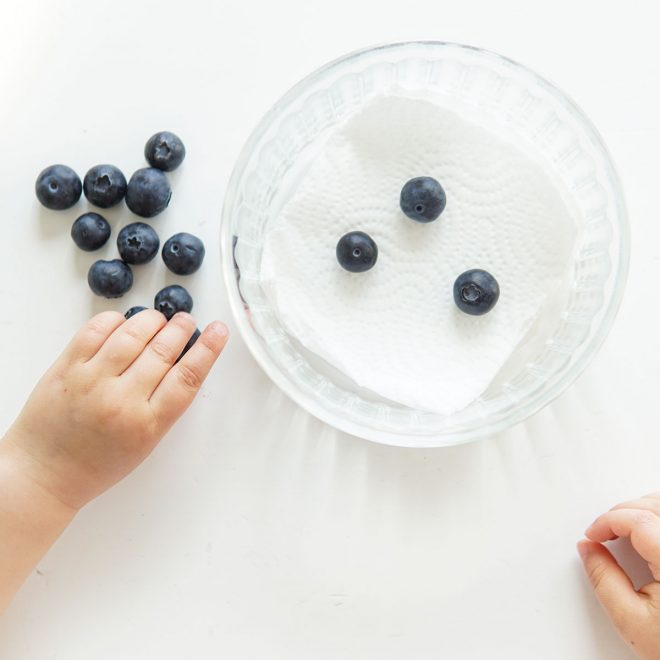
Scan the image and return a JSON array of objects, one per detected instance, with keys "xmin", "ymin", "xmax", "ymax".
[{"xmin": 579, "ymin": 494, "xmax": 660, "ymax": 659}]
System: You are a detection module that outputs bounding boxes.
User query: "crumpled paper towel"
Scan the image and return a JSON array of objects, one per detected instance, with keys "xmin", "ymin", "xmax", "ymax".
[{"xmin": 260, "ymin": 95, "xmax": 575, "ymax": 414}]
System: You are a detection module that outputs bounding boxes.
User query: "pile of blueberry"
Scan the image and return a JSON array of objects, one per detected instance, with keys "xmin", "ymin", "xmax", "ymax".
[
  {"xmin": 35, "ymin": 131, "xmax": 207, "ymax": 357},
  {"xmin": 335, "ymin": 176, "xmax": 500, "ymax": 316}
]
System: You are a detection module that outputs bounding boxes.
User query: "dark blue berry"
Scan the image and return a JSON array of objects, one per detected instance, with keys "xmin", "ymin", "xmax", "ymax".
[
  {"xmin": 400, "ymin": 177, "xmax": 446, "ymax": 223},
  {"xmin": 117, "ymin": 222, "xmax": 159, "ymax": 264},
  {"xmin": 177, "ymin": 328, "xmax": 200, "ymax": 362},
  {"xmin": 162, "ymin": 232, "xmax": 205, "ymax": 275},
  {"xmin": 88, "ymin": 259, "xmax": 133, "ymax": 298},
  {"xmin": 125, "ymin": 305, "xmax": 147, "ymax": 319},
  {"xmin": 35, "ymin": 164, "xmax": 82, "ymax": 210},
  {"xmin": 154, "ymin": 285, "xmax": 193, "ymax": 320},
  {"xmin": 125, "ymin": 168, "xmax": 171, "ymax": 218},
  {"xmin": 83, "ymin": 164, "xmax": 127, "ymax": 208},
  {"xmin": 453, "ymin": 269, "xmax": 500, "ymax": 316},
  {"xmin": 336, "ymin": 231, "xmax": 378, "ymax": 273},
  {"xmin": 145, "ymin": 131, "xmax": 186, "ymax": 172},
  {"xmin": 70, "ymin": 213, "xmax": 111, "ymax": 251}
]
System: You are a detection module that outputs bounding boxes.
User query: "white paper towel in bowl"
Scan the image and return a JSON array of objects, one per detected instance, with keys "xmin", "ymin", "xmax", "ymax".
[{"xmin": 260, "ymin": 96, "xmax": 576, "ymax": 415}]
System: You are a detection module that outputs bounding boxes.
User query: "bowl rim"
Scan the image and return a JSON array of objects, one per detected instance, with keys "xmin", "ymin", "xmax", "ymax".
[{"xmin": 220, "ymin": 40, "xmax": 630, "ymax": 448}]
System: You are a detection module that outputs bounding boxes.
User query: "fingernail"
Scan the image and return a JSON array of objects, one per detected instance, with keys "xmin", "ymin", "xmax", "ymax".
[
  {"xmin": 577, "ymin": 540, "xmax": 590, "ymax": 561},
  {"xmin": 173, "ymin": 311, "xmax": 194, "ymax": 322},
  {"xmin": 209, "ymin": 321, "xmax": 229, "ymax": 338}
]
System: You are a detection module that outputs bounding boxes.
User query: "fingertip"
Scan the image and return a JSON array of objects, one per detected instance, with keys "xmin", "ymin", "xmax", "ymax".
[
  {"xmin": 585, "ymin": 515, "xmax": 618, "ymax": 543},
  {"xmin": 579, "ymin": 540, "xmax": 616, "ymax": 583},
  {"xmin": 586, "ymin": 528, "xmax": 617, "ymax": 543},
  {"xmin": 105, "ymin": 309, "xmax": 126, "ymax": 321},
  {"xmin": 210, "ymin": 320, "xmax": 229, "ymax": 337},
  {"xmin": 125, "ymin": 308, "xmax": 167, "ymax": 328},
  {"xmin": 90, "ymin": 309, "xmax": 126, "ymax": 328},
  {"xmin": 584, "ymin": 517, "xmax": 599, "ymax": 539},
  {"xmin": 170, "ymin": 311, "xmax": 195, "ymax": 325},
  {"xmin": 202, "ymin": 321, "xmax": 229, "ymax": 352},
  {"xmin": 577, "ymin": 539, "xmax": 592, "ymax": 561},
  {"xmin": 577, "ymin": 539, "xmax": 610, "ymax": 564}
]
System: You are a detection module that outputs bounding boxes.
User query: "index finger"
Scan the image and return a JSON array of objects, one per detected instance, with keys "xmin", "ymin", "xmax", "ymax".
[{"xmin": 586, "ymin": 509, "xmax": 660, "ymax": 570}]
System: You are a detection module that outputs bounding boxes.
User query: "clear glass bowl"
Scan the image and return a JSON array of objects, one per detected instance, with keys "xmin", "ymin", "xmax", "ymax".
[{"xmin": 221, "ymin": 41, "xmax": 629, "ymax": 447}]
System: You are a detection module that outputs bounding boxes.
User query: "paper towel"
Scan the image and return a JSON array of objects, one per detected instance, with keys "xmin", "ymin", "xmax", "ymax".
[{"xmin": 260, "ymin": 96, "xmax": 576, "ymax": 415}]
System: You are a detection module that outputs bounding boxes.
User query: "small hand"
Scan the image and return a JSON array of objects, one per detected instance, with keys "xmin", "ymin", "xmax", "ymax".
[
  {"xmin": 579, "ymin": 494, "xmax": 660, "ymax": 660},
  {"xmin": 4, "ymin": 310, "xmax": 228, "ymax": 510}
]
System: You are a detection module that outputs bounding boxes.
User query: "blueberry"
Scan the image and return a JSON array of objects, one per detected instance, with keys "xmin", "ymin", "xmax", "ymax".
[
  {"xmin": 88, "ymin": 259, "xmax": 133, "ymax": 298},
  {"xmin": 83, "ymin": 164, "xmax": 127, "ymax": 208},
  {"xmin": 35, "ymin": 164, "xmax": 82, "ymax": 210},
  {"xmin": 70, "ymin": 213, "xmax": 111, "ymax": 251},
  {"xmin": 453, "ymin": 269, "xmax": 500, "ymax": 316},
  {"xmin": 144, "ymin": 131, "xmax": 186, "ymax": 172},
  {"xmin": 117, "ymin": 222, "xmax": 160, "ymax": 264},
  {"xmin": 176, "ymin": 328, "xmax": 200, "ymax": 362},
  {"xmin": 154, "ymin": 285, "xmax": 193, "ymax": 320},
  {"xmin": 125, "ymin": 167, "xmax": 172, "ymax": 218},
  {"xmin": 400, "ymin": 176, "xmax": 446, "ymax": 223},
  {"xmin": 162, "ymin": 232, "xmax": 205, "ymax": 275},
  {"xmin": 125, "ymin": 305, "xmax": 147, "ymax": 319},
  {"xmin": 336, "ymin": 231, "xmax": 378, "ymax": 273}
]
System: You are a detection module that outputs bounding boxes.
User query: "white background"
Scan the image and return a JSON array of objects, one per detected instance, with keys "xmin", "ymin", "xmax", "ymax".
[{"xmin": 0, "ymin": 1, "xmax": 658, "ymax": 658}]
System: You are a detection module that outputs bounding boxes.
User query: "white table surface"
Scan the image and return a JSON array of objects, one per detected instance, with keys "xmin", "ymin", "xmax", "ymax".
[{"xmin": 0, "ymin": 1, "xmax": 658, "ymax": 658}]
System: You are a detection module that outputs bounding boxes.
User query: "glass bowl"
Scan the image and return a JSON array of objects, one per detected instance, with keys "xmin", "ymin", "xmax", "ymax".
[{"xmin": 221, "ymin": 41, "xmax": 629, "ymax": 448}]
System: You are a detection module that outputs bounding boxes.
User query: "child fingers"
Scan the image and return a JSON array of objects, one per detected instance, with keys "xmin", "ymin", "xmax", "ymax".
[
  {"xmin": 122, "ymin": 313, "xmax": 198, "ymax": 392},
  {"xmin": 586, "ymin": 509, "xmax": 660, "ymax": 567},
  {"xmin": 149, "ymin": 321, "xmax": 228, "ymax": 429},
  {"xmin": 577, "ymin": 540, "xmax": 647, "ymax": 634},
  {"xmin": 63, "ymin": 311, "xmax": 127, "ymax": 362},
  {"xmin": 90, "ymin": 309, "xmax": 167, "ymax": 374}
]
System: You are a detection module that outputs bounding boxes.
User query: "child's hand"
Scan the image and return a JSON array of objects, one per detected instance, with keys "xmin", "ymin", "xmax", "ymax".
[
  {"xmin": 3, "ymin": 310, "xmax": 228, "ymax": 511},
  {"xmin": 579, "ymin": 495, "xmax": 660, "ymax": 659}
]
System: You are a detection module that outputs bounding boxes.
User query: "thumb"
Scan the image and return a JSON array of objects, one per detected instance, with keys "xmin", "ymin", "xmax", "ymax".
[{"xmin": 577, "ymin": 540, "xmax": 646, "ymax": 632}]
